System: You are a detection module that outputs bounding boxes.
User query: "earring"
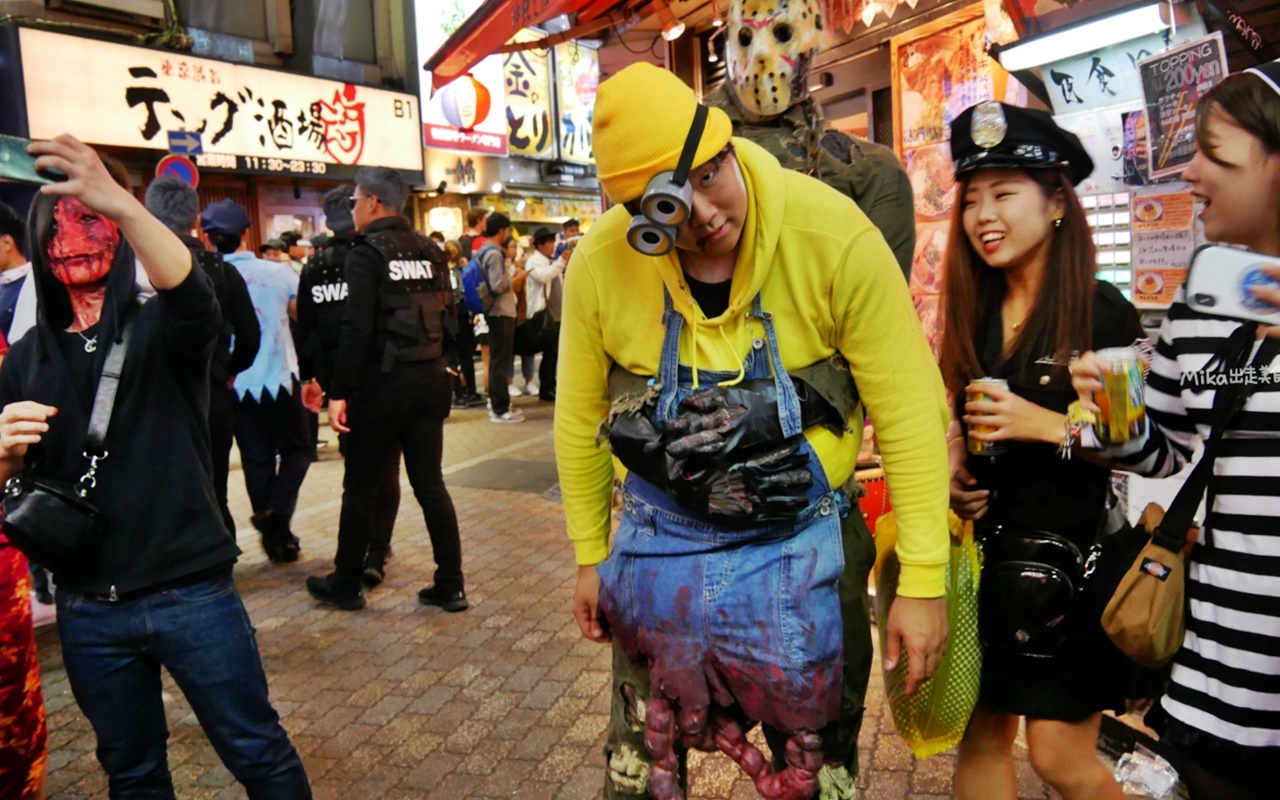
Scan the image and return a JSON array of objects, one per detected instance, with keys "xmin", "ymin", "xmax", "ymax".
[{"xmin": 1054, "ymin": 218, "xmax": 1063, "ymax": 228}]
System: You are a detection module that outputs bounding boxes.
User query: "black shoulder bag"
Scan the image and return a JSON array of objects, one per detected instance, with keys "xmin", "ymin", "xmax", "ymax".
[
  {"xmin": 975, "ymin": 492, "xmax": 1122, "ymax": 659},
  {"xmin": 2, "ymin": 313, "xmax": 134, "ymax": 573}
]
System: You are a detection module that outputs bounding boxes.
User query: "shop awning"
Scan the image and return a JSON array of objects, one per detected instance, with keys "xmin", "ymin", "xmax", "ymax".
[{"xmin": 423, "ymin": 0, "xmax": 634, "ymax": 93}]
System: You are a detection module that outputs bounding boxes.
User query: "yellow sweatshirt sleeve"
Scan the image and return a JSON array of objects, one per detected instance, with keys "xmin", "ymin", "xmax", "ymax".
[
  {"xmin": 553, "ymin": 254, "xmax": 618, "ymax": 565},
  {"xmin": 833, "ymin": 230, "xmax": 951, "ymax": 597}
]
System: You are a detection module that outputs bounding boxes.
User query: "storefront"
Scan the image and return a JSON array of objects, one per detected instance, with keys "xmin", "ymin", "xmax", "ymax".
[
  {"xmin": 0, "ymin": 24, "xmax": 424, "ymax": 249},
  {"xmin": 415, "ymin": 3, "xmax": 603, "ymax": 243}
]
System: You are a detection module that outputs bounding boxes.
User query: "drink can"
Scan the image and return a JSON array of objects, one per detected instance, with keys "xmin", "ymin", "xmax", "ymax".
[
  {"xmin": 1094, "ymin": 347, "xmax": 1147, "ymax": 445},
  {"xmin": 966, "ymin": 378, "xmax": 1008, "ymax": 457}
]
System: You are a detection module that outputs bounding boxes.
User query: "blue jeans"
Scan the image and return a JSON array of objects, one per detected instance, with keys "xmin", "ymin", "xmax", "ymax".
[{"xmin": 56, "ymin": 574, "xmax": 311, "ymax": 799}]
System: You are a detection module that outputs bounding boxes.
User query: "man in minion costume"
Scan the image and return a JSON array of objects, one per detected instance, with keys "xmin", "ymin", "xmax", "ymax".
[
  {"xmin": 557, "ymin": 63, "xmax": 951, "ymax": 800},
  {"xmin": 706, "ymin": 0, "xmax": 916, "ymax": 280}
]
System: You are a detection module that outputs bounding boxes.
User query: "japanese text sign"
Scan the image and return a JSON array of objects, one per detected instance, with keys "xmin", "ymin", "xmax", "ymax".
[
  {"xmin": 553, "ymin": 41, "xmax": 598, "ymax": 165},
  {"xmin": 1131, "ymin": 189, "xmax": 1197, "ymax": 307},
  {"xmin": 18, "ymin": 28, "xmax": 423, "ymax": 175},
  {"xmin": 1139, "ymin": 33, "xmax": 1228, "ymax": 179},
  {"xmin": 504, "ymin": 29, "xmax": 555, "ymax": 159}
]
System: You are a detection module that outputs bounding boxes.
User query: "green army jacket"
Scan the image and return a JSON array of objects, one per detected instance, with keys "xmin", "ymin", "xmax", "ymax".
[{"xmin": 707, "ymin": 85, "xmax": 915, "ymax": 281}]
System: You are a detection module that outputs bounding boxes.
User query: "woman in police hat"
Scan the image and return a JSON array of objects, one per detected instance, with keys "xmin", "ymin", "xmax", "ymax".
[{"xmin": 939, "ymin": 101, "xmax": 1142, "ymax": 800}]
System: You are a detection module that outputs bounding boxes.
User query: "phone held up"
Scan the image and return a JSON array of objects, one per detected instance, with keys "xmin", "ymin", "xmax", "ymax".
[
  {"xmin": 0, "ymin": 134, "xmax": 64, "ymax": 185},
  {"xmin": 1186, "ymin": 244, "xmax": 1280, "ymax": 326}
]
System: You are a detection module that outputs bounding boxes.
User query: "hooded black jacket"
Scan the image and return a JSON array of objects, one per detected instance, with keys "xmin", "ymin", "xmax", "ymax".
[{"xmin": 0, "ymin": 232, "xmax": 240, "ymax": 596}]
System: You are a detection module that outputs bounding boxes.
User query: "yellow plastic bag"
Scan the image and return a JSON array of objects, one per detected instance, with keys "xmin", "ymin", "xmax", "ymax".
[{"xmin": 874, "ymin": 511, "xmax": 982, "ymax": 758}]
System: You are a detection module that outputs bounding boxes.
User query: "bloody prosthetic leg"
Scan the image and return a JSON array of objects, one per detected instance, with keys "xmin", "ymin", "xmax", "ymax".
[{"xmin": 643, "ymin": 690, "xmax": 825, "ymax": 800}]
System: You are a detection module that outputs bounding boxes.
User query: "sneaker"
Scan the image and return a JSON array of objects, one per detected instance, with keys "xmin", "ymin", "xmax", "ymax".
[
  {"xmin": 465, "ymin": 393, "xmax": 488, "ymax": 408},
  {"xmin": 524, "ymin": 383, "xmax": 540, "ymax": 397},
  {"xmin": 452, "ymin": 395, "xmax": 470, "ymax": 410},
  {"xmin": 509, "ymin": 384, "xmax": 524, "ymax": 397},
  {"xmin": 418, "ymin": 584, "xmax": 469, "ymax": 612},
  {"xmin": 490, "ymin": 409, "xmax": 525, "ymax": 424},
  {"xmin": 361, "ymin": 565, "xmax": 386, "ymax": 587},
  {"xmin": 305, "ymin": 574, "xmax": 366, "ymax": 610}
]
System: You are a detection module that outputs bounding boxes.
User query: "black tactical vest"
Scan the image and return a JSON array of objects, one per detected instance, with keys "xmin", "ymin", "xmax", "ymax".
[
  {"xmin": 307, "ymin": 239, "xmax": 350, "ymax": 330},
  {"xmin": 192, "ymin": 247, "xmax": 235, "ymax": 381},
  {"xmin": 299, "ymin": 235, "xmax": 352, "ymax": 381},
  {"xmin": 363, "ymin": 228, "xmax": 451, "ymax": 370}
]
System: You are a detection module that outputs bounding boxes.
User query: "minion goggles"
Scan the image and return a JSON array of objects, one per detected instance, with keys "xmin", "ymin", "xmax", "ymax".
[{"xmin": 625, "ymin": 104, "xmax": 709, "ymax": 256}]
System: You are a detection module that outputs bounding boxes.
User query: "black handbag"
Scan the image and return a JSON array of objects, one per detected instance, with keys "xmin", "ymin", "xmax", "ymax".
[
  {"xmin": 975, "ymin": 490, "xmax": 1127, "ymax": 658},
  {"xmin": 1, "ymin": 313, "xmax": 133, "ymax": 573}
]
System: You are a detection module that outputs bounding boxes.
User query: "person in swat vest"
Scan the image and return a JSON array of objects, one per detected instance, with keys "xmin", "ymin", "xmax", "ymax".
[
  {"xmin": 707, "ymin": 0, "xmax": 915, "ymax": 281},
  {"xmin": 297, "ymin": 186, "xmax": 402, "ymax": 587},
  {"xmin": 144, "ymin": 176, "xmax": 261, "ymax": 535},
  {"xmin": 306, "ymin": 167, "xmax": 467, "ymax": 611}
]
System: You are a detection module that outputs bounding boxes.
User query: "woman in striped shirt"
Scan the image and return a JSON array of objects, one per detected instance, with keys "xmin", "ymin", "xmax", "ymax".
[{"xmin": 1072, "ymin": 62, "xmax": 1280, "ymax": 799}]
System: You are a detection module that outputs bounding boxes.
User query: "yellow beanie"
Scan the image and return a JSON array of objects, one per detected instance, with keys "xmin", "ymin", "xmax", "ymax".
[{"xmin": 593, "ymin": 63, "xmax": 733, "ymax": 204}]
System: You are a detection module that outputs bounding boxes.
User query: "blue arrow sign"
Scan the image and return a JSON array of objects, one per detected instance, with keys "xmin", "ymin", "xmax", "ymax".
[{"xmin": 167, "ymin": 130, "xmax": 203, "ymax": 155}]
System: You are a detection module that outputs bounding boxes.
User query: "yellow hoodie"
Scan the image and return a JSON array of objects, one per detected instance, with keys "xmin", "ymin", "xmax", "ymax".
[{"xmin": 554, "ymin": 139, "xmax": 951, "ymax": 598}]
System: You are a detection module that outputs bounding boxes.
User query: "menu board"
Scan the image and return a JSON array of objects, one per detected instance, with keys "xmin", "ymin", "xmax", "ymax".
[
  {"xmin": 1131, "ymin": 190, "xmax": 1197, "ymax": 307},
  {"xmin": 1138, "ymin": 33, "xmax": 1228, "ymax": 179}
]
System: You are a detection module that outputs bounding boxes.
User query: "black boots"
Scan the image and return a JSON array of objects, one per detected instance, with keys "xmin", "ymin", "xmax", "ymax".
[
  {"xmin": 305, "ymin": 574, "xmax": 366, "ymax": 610},
  {"xmin": 251, "ymin": 511, "xmax": 301, "ymax": 564}
]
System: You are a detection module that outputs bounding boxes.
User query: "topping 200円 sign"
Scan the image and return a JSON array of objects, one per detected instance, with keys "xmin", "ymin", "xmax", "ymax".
[{"xmin": 18, "ymin": 27, "xmax": 424, "ymax": 179}]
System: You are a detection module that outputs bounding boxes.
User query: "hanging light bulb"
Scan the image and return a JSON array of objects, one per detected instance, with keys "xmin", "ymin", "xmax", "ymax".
[
  {"xmin": 712, "ymin": 0, "xmax": 724, "ymax": 27},
  {"xmin": 655, "ymin": 0, "xmax": 685, "ymax": 41}
]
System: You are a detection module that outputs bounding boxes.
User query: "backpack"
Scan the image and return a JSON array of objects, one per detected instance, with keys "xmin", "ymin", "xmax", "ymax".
[{"xmin": 462, "ymin": 244, "xmax": 498, "ymax": 315}]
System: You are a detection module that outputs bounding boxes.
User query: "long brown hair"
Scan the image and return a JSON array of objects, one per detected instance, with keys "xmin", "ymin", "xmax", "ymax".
[{"xmin": 939, "ymin": 169, "xmax": 1095, "ymax": 397}]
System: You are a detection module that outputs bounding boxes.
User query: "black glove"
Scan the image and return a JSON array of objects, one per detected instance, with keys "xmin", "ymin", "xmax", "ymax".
[
  {"xmin": 605, "ymin": 411, "xmax": 683, "ymax": 488},
  {"xmin": 673, "ymin": 439, "xmax": 814, "ymax": 521},
  {"xmin": 663, "ymin": 378, "xmax": 841, "ymax": 462},
  {"xmin": 661, "ymin": 380, "xmax": 785, "ymax": 459}
]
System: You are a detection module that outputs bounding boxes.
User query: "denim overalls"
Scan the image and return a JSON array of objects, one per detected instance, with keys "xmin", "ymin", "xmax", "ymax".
[{"xmin": 597, "ymin": 290, "xmax": 846, "ymax": 737}]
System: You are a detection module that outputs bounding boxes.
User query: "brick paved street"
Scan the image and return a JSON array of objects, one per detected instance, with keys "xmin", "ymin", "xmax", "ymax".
[{"xmin": 36, "ymin": 391, "xmax": 1060, "ymax": 799}]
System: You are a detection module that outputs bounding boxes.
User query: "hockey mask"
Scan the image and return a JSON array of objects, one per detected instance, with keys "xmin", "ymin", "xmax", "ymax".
[
  {"xmin": 726, "ymin": 0, "xmax": 823, "ymax": 121},
  {"xmin": 47, "ymin": 197, "xmax": 119, "ymax": 287}
]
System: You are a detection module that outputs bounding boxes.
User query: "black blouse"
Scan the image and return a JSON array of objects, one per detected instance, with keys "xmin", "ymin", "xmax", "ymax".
[{"xmin": 964, "ymin": 281, "xmax": 1146, "ymax": 546}]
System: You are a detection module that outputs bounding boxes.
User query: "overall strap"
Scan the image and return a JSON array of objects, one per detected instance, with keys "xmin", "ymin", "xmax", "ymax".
[
  {"xmin": 655, "ymin": 287, "xmax": 684, "ymax": 424},
  {"xmin": 750, "ymin": 293, "xmax": 803, "ymax": 438}
]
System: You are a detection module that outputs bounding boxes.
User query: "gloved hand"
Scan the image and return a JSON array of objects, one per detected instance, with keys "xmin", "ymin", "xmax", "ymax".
[
  {"xmin": 673, "ymin": 439, "xmax": 814, "ymax": 521},
  {"xmin": 663, "ymin": 380, "xmax": 786, "ymax": 461}
]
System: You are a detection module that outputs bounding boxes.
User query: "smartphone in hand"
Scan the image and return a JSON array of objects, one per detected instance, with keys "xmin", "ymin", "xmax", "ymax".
[
  {"xmin": 1186, "ymin": 244, "xmax": 1280, "ymax": 325},
  {"xmin": 0, "ymin": 134, "xmax": 64, "ymax": 185}
]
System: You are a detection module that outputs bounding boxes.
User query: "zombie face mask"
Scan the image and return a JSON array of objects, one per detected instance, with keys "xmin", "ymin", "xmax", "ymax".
[
  {"xmin": 726, "ymin": 0, "xmax": 823, "ymax": 121},
  {"xmin": 47, "ymin": 197, "xmax": 119, "ymax": 287}
]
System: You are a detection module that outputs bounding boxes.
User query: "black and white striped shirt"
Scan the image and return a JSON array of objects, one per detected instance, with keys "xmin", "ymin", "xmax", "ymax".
[{"xmin": 1091, "ymin": 291, "xmax": 1280, "ymax": 748}]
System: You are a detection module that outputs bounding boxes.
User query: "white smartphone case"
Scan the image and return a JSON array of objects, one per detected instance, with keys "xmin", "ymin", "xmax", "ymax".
[{"xmin": 1185, "ymin": 244, "xmax": 1280, "ymax": 325}]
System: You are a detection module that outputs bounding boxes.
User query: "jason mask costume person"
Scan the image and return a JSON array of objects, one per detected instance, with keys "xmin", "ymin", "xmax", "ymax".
[
  {"xmin": 706, "ymin": 0, "xmax": 916, "ymax": 279},
  {"xmin": 556, "ymin": 64, "xmax": 951, "ymax": 800}
]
